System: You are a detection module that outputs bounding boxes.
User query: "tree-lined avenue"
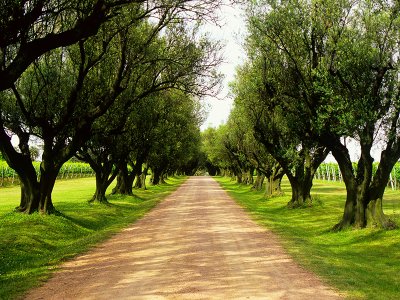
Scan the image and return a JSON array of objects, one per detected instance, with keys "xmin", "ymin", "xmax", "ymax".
[{"xmin": 25, "ymin": 177, "xmax": 342, "ymax": 299}]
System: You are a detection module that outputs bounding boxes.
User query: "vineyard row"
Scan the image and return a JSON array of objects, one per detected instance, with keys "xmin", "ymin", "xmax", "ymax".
[
  {"xmin": 316, "ymin": 163, "xmax": 400, "ymax": 190},
  {"xmin": 0, "ymin": 161, "xmax": 94, "ymax": 187}
]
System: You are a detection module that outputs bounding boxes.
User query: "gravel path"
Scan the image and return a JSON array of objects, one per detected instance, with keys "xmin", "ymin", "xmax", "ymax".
[{"xmin": 25, "ymin": 177, "xmax": 342, "ymax": 299}]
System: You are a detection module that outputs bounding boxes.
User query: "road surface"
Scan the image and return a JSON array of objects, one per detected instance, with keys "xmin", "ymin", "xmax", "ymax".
[{"xmin": 25, "ymin": 177, "xmax": 342, "ymax": 299}]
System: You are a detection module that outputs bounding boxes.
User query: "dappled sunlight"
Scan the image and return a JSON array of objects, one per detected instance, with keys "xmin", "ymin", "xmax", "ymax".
[{"xmin": 25, "ymin": 177, "xmax": 341, "ymax": 300}]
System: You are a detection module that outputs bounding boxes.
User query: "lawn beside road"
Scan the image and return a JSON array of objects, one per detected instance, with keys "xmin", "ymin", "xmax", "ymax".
[
  {"xmin": 215, "ymin": 177, "xmax": 400, "ymax": 300},
  {"xmin": 0, "ymin": 176, "xmax": 187, "ymax": 300}
]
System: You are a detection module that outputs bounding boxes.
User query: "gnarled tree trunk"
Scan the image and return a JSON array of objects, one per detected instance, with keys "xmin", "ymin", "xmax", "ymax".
[
  {"xmin": 286, "ymin": 174, "xmax": 313, "ymax": 207},
  {"xmin": 112, "ymin": 164, "xmax": 134, "ymax": 195},
  {"xmin": 17, "ymin": 175, "xmax": 40, "ymax": 213},
  {"xmin": 285, "ymin": 146, "xmax": 327, "ymax": 208},
  {"xmin": 252, "ymin": 173, "xmax": 265, "ymax": 191},
  {"xmin": 15, "ymin": 161, "xmax": 60, "ymax": 214},
  {"xmin": 326, "ymin": 135, "xmax": 398, "ymax": 230},
  {"xmin": 90, "ymin": 168, "xmax": 118, "ymax": 204},
  {"xmin": 265, "ymin": 166, "xmax": 284, "ymax": 197},
  {"xmin": 151, "ymin": 167, "xmax": 162, "ymax": 185},
  {"xmin": 37, "ymin": 166, "xmax": 58, "ymax": 213}
]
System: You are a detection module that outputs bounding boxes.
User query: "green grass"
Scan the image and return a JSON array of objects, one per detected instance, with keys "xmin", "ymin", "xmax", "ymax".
[
  {"xmin": 215, "ymin": 177, "xmax": 400, "ymax": 300},
  {"xmin": 0, "ymin": 176, "xmax": 186, "ymax": 300}
]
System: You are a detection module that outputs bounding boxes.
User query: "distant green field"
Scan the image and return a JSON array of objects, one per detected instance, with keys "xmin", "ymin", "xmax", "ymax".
[
  {"xmin": 215, "ymin": 177, "xmax": 400, "ymax": 300},
  {"xmin": 0, "ymin": 176, "xmax": 186, "ymax": 300}
]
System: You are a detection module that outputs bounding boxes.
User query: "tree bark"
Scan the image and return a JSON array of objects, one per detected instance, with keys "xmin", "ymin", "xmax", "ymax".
[
  {"xmin": 367, "ymin": 149, "xmax": 398, "ymax": 229},
  {"xmin": 284, "ymin": 146, "xmax": 327, "ymax": 208},
  {"xmin": 151, "ymin": 164, "xmax": 167, "ymax": 185},
  {"xmin": 91, "ymin": 174, "xmax": 110, "ymax": 204},
  {"xmin": 140, "ymin": 166, "xmax": 149, "ymax": 190},
  {"xmin": 265, "ymin": 167, "xmax": 284, "ymax": 197},
  {"xmin": 17, "ymin": 175, "xmax": 40, "ymax": 213},
  {"xmin": 90, "ymin": 168, "xmax": 118, "ymax": 203},
  {"xmin": 286, "ymin": 174, "xmax": 313, "ymax": 207},
  {"xmin": 112, "ymin": 164, "xmax": 134, "ymax": 195},
  {"xmin": 134, "ymin": 174, "xmax": 142, "ymax": 189},
  {"xmin": 161, "ymin": 172, "xmax": 167, "ymax": 184},
  {"xmin": 236, "ymin": 172, "xmax": 243, "ymax": 184},
  {"xmin": 38, "ymin": 167, "xmax": 58, "ymax": 213},
  {"xmin": 133, "ymin": 162, "xmax": 144, "ymax": 189},
  {"xmin": 252, "ymin": 173, "xmax": 265, "ymax": 191},
  {"xmin": 248, "ymin": 167, "xmax": 255, "ymax": 185},
  {"xmin": 151, "ymin": 169, "xmax": 162, "ymax": 185},
  {"xmin": 16, "ymin": 161, "xmax": 59, "ymax": 214}
]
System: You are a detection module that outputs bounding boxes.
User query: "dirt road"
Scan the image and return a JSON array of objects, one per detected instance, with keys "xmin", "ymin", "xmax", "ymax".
[{"xmin": 25, "ymin": 177, "xmax": 342, "ymax": 299}]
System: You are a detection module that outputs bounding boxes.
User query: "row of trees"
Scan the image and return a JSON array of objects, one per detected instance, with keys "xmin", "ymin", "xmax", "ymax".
[
  {"xmin": 203, "ymin": 0, "xmax": 400, "ymax": 230},
  {"xmin": 0, "ymin": 1, "xmax": 224, "ymax": 213}
]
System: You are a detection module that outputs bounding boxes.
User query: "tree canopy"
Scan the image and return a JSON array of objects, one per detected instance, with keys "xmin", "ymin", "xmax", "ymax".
[
  {"xmin": 0, "ymin": 0, "xmax": 223, "ymax": 213},
  {"xmin": 202, "ymin": 0, "xmax": 400, "ymax": 230},
  {"xmin": 236, "ymin": 0, "xmax": 400, "ymax": 229}
]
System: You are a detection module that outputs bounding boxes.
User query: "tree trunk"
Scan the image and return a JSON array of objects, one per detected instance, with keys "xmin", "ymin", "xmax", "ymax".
[
  {"xmin": 271, "ymin": 177, "xmax": 282, "ymax": 195},
  {"xmin": 252, "ymin": 173, "xmax": 265, "ymax": 191},
  {"xmin": 285, "ymin": 160, "xmax": 314, "ymax": 207},
  {"xmin": 90, "ymin": 170, "xmax": 117, "ymax": 204},
  {"xmin": 286, "ymin": 176, "xmax": 312, "ymax": 207},
  {"xmin": 90, "ymin": 174, "xmax": 109, "ymax": 204},
  {"xmin": 242, "ymin": 172, "xmax": 248, "ymax": 184},
  {"xmin": 133, "ymin": 161, "xmax": 145, "ymax": 189},
  {"xmin": 272, "ymin": 172, "xmax": 284, "ymax": 195},
  {"xmin": 151, "ymin": 168, "xmax": 162, "ymax": 185},
  {"xmin": 367, "ymin": 150, "xmax": 398, "ymax": 229},
  {"xmin": 17, "ymin": 175, "xmax": 40, "ymax": 213},
  {"xmin": 134, "ymin": 174, "xmax": 142, "ymax": 189},
  {"xmin": 17, "ymin": 165, "xmax": 59, "ymax": 214},
  {"xmin": 160, "ymin": 172, "xmax": 167, "ymax": 184},
  {"xmin": 112, "ymin": 165, "xmax": 134, "ymax": 195},
  {"xmin": 284, "ymin": 146, "xmax": 327, "ymax": 208},
  {"xmin": 248, "ymin": 167, "xmax": 255, "ymax": 185},
  {"xmin": 140, "ymin": 167, "xmax": 148, "ymax": 190},
  {"xmin": 236, "ymin": 172, "xmax": 243, "ymax": 184},
  {"xmin": 0, "ymin": 124, "xmax": 41, "ymax": 213},
  {"xmin": 265, "ymin": 168, "xmax": 284, "ymax": 197},
  {"xmin": 80, "ymin": 153, "xmax": 117, "ymax": 203},
  {"xmin": 326, "ymin": 134, "xmax": 397, "ymax": 230},
  {"xmin": 334, "ymin": 169, "xmax": 397, "ymax": 230},
  {"xmin": 38, "ymin": 168, "xmax": 58, "ymax": 213},
  {"xmin": 333, "ymin": 181, "xmax": 377, "ymax": 230},
  {"xmin": 13, "ymin": 158, "xmax": 60, "ymax": 214}
]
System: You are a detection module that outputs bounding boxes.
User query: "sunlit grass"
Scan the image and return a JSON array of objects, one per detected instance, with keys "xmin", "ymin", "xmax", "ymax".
[
  {"xmin": 0, "ymin": 176, "xmax": 186, "ymax": 300},
  {"xmin": 215, "ymin": 177, "xmax": 400, "ymax": 300}
]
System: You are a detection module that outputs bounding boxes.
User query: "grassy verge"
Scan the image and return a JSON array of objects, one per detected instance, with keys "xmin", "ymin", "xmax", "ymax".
[
  {"xmin": 215, "ymin": 177, "xmax": 400, "ymax": 300},
  {"xmin": 0, "ymin": 176, "xmax": 186, "ymax": 300}
]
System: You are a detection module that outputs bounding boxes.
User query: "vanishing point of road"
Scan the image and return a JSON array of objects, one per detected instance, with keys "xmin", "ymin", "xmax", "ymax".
[{"xmin": 25, "ymin": 177, "xmax": 342, "ymax": 300}]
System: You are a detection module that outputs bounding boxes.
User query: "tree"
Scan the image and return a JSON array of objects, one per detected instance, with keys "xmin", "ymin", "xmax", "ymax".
[
  {"xmin": 201, "ymin": 127, "xmax": 223, "ymax": 175},
  {"xmin": 221, "ymin": 107, "xmax": 257, "ymax": 185},
  {"xmin": 231, "ymin": 59, "xmax": 328, "ymax": 206},
  {"xmin": 76, "ymin": 131, "xmax": 120, "ymax": 204},
  {"xmin": 147, "ymin": 90, "xmax": 203, "ymax": 185},
  {"xmin": 0, "ymin": 14, "xmax": 136, "ymax": 213},
  {"xmin": 245, "ymin": 0, "xmax": 400, "ymax": 228},
  {"xmin": 108, "ymin": 23, "xmax": 222, "ymax": 194},
  {"xmin": 0, "ymin": 2, "xmax": 222, "ymax": 213},
  {"xmin": 229, "ymin": 105, "xmax": 284, "ymax": 194},
  {"xmin": 313, "ymin": 0, "xmax": 400, "ymax": 229}
]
